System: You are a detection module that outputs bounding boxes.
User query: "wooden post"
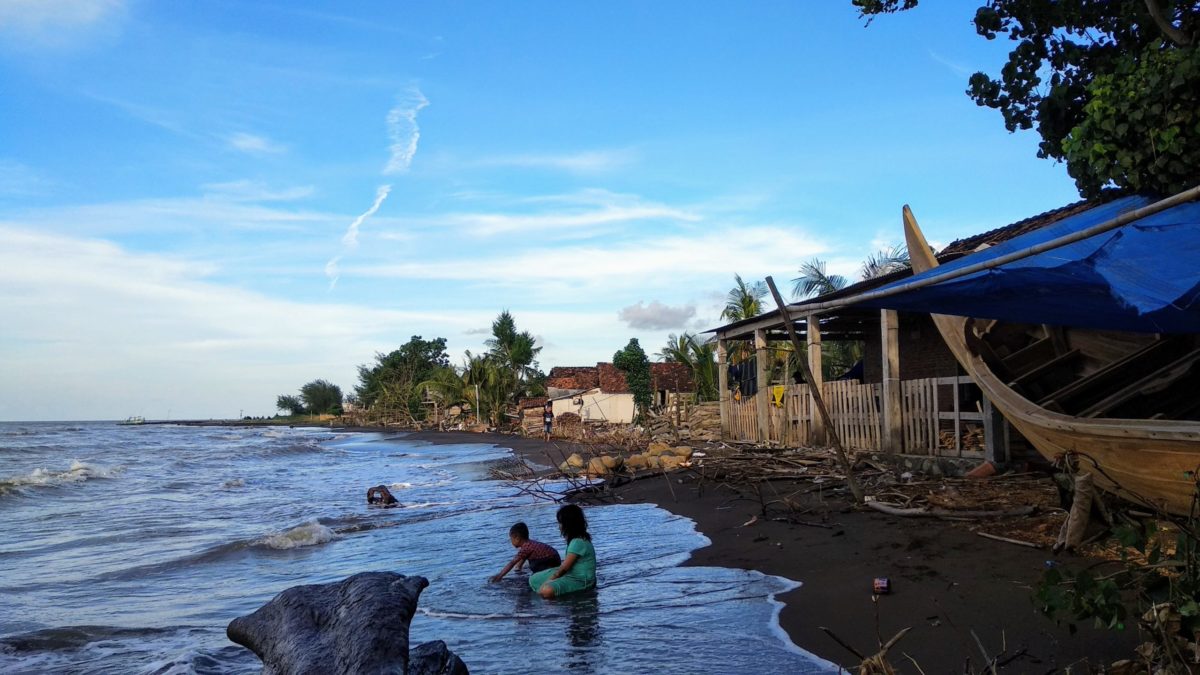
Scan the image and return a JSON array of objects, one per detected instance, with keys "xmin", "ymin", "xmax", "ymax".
[
  {"xmin": 982, "ymin": 397, "xmax": 1010, "ymax": 464},
  {"xmin": 717, "ymin": 338, "xmax": 730, "ymax": 438},
  {"xmin": 881, "ymin": 309, "xmax": 904, "ymax": 453},
  {"xmin": 765, "ymin": 276, "xmax": 865, "ymax": 504},
  {"xmin": 754, "ymin": 328, "xmax": 771, "ymax": 444},
  {"xmin": 806, "ymin": 312, "xmax": 825, "ymax": 445}
]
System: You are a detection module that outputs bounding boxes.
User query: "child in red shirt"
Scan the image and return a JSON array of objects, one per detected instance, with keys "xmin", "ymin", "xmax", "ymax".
[{"xmin": 489, "ymin": 521, "xmax": 562, "ymax": 582}]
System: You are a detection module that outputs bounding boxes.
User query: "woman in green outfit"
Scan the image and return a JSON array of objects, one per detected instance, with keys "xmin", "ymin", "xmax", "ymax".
[{"xmin": 530, "ymin": 504, "xmax": 596, "ymax": 599}]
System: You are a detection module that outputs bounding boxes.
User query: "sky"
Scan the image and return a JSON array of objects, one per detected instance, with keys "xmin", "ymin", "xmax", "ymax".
[{"xmin": 0, "ymin": 1, "xmax": 1085, "ymax": 421}]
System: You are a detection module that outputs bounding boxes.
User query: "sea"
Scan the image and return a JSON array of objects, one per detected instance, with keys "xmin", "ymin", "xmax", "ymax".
[{"xmin": 0, "ymin": 422, "xmax": 836, "ymax": 674}]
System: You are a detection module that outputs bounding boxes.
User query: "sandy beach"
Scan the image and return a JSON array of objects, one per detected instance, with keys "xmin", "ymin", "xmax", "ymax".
[{"xmin": 405, "ymin": 429, "xmax": 1139, "ymax": 672}]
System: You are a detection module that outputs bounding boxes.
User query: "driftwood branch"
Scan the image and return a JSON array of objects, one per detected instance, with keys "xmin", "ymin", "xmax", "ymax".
[
  {"xmin": 866, "ymin": 501, "xmax": 1036, "ymax": 519},
  {"xmin": 976, "ymin": 531, "xmax": 1042, "ymax": 549}
]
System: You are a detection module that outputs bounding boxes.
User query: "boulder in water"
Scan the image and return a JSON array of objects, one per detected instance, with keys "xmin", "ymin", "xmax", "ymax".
[{"xmin": 227, "ymin": 571, "xmax": 468, "ymax": 674}]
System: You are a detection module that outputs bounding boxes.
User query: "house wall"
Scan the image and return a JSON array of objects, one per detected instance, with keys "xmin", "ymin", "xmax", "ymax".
[
  {"xmin": 862, "ymin": 312, "xmax": 960, "ymax": 384},
  {"xmin": 552, "ymin": 389, "xmax": 636, "ymax": 424}
]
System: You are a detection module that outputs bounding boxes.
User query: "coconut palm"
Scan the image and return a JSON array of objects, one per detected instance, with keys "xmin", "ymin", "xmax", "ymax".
[
  {"xmin": 860, "ymin": 244, "xmax": 911, "ymax": 280},
  {"xmin": 657, "ymin": 332, "xmax": 719, "ymax": 402},
  {"xmin": 721, "ymin": 274, "xmax": 767, "ymax": 322},
  {"xmin": 792, "ymin": 259, "xmax": 849, "ymax": 300}
]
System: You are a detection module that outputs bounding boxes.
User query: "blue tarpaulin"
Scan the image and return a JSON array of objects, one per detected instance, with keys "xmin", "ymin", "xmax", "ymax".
[{"xmin": 856, "ymin": 195, "xmax": 1200, "ymax": 334}]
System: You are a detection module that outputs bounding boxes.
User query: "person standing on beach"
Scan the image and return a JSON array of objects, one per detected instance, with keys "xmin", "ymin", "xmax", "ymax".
[
  {"xmin": 542, "ymin": 402, "xmax": 554, "ymax": 441},
  {"xmin": 530, "ymin": 504, "xmax": 596, "ymax": 599}
]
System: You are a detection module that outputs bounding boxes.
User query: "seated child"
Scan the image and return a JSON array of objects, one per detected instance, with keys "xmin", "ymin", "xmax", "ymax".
[
  {"xmin": 489, "ymin": 522, "xmax": 562, "ymax": 583},
  {"xmin": 530, "ymin": 504, "xmax": 596, "ymax": 599}
]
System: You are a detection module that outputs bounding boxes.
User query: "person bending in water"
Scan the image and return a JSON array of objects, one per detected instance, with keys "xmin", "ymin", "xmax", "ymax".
[
  {"xmin": 490, "ymin": 522, "xmax": 561, "ymax": 582},
  {"xmin": 530, "ymin": 504, "xmax": 596, "ymax": 598},
  {"xmin": 366, "ymin": 485, "xmax": 399, "ymax": 506}
]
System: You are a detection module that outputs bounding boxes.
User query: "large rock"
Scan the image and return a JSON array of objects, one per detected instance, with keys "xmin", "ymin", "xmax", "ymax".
[{"xmin": 227, "ymin": 571, "xmax": 468, "ymax": 675}]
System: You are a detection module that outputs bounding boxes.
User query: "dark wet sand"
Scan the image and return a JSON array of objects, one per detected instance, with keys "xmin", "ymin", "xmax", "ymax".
[{"xmin": 397, "ymin": 430, "xmax": 1138, "ymax": 672}]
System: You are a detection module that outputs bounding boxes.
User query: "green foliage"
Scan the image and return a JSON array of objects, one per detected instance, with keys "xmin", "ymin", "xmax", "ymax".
[
  {"xmin": 613, "ymin": 338, "xmax": 653, "ymax": 418},
  {"xmin": 657, "ymin": 332, "xmax": 719, "ymax": 402},
  {"xmin": 1063, "ymin": 44, "xmax": 1200, "ymax": 196},
  {"xmin": 355, "ymin": 336, "xmax": 450, "ymax": 418},
  {"xmin": 485, "ymin": 310, "xmax": 543, "ymax": 400},
  {"xmin": 299, "ymin": 379, "xmax": 343, "ymax": 415},
  {"xmin": 1034, "ymin": 479, "xmax": 1200, "ymax": 668},
  {"xmin": 854, "ymin": 0, "xmax": 1200, "ymax": 197},
  {"xmin": 275, "ymin": 394, "xmax": 305, "ymax": 416},
  {"xmin": 792, "ymin": 259, "xmax": 847, "ymax": 300},
  {"xmin": 721, "ymin": 274, "xmax": 767, "ymax": 322}
]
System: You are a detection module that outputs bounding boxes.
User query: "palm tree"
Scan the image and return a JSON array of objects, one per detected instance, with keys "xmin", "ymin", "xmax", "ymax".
[
  {"xmin": 792, "ymin": 259, "xmax": 848, "ymax": 300},
  {"xmin": 721, "ymin": 274, "xmax": 767, "ymax": 322},
  {"xmin": 860, "ymin": 244, "xmax": 911, "ymax": 280},
  {"xmin": 657, "ymin": 332, "xmax": 719, "ymax": 402},
  {"xmin": 657, "ymin": 333, "xmax": 695, "ymax": 365},
  {"xmin": 485, "ymin": 310, "xmax": 541, "ymax": 398}
]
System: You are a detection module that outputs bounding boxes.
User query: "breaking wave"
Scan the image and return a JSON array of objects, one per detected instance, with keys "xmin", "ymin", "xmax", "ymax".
[
  {"xmin": 259, "ymin": 521, "xmax": 336, "ymax": 550},
  {"xmin": 0, "ymin": 460, "xmax": 121, "ymax": 496}
]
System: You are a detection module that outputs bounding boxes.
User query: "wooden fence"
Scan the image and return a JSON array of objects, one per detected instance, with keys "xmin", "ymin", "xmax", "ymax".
[{"xmin": 722, "ymin": 376, "xmax": 983, "ymax": 456}]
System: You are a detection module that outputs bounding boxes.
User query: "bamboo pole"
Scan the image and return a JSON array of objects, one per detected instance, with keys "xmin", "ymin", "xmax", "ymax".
[{"xmin": 765, "ymin": 276, "xmax": 865, "ymax": 504}]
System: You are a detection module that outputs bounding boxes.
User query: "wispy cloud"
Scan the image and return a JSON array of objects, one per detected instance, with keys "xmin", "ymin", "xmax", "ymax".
[
  {"xmin": 0, "ymin": 0, "xmax": 125, "ymax": 48},
  {"xmin": 225, "ymin": 132, "xmax": 286, "ymax": 155},
  {"xmin": 927, "ymin": 50, "xmax": 973, "ymax": 78},
  {"xmin": 384, "ymin": 88, "xmax": 430, "ymax": 174},
  {"xmin": 325, "ymin": 184, "xmax": 392, "ymax": 290},
  {"xmin": 451, "ymin": 202, "xmax": 699, "ymax": 237},
  {"xmin": 201, "ymin": 180, "xmax": 314, "ymax": 202},
  {"xmin": 469, "ymin": 148, "xmax": 637, "ymax": 174},
  {"xmin": 618, "ymin": 301, "xmax": 697, "ymax": 330},
  {"xmin": 0, "ymin": 160, "xmax": 52, "ymax": 197}
]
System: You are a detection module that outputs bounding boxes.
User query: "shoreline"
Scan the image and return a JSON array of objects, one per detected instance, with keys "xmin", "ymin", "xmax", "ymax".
[{"xmin": 399, "ymin": 429, "xmax": 1138, "ymax": 672}]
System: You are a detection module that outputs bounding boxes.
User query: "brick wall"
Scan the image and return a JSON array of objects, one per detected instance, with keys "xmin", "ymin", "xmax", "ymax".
[
  {"xmin": 545, "ymin": 366, "xmax": 599, "ymax": 391},
  {"xmin": 862, "ymin": 311, "xmax": 960, "ymax": 384}
]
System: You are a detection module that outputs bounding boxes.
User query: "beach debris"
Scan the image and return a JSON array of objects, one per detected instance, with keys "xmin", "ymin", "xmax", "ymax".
[
  {"xmin": 1053, "ymin": 471, "xmax": 1095, "ymax": 553},
  {"xmin": 741, "ymin": 515, "xmax": 759, "ymax": 527},
  {"xmin": 976, "ymin": 531, "xmax": 1042, "ymax": 549},
  {"xmin": 226, "ymin": 571, "xmax": 468, "ymax": 674},
  {"xmin": 873, "ymin": 577, "xmax": 891, "ymax": 594},
  {"xmin": 964, "ymin": 460, "xmax": 997, "ymax": 479}
]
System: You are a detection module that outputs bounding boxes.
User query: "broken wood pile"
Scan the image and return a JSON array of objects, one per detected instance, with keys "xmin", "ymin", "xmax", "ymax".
[
  {"xmin": 644, "ymin": 402, "xmax": 721, "ymax": 444},
  {"xmin": 938, "ymin": 425, "xmax": 984, "ymax": 451}
]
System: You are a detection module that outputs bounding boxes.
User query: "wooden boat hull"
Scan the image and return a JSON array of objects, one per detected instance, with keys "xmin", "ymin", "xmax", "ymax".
[{"xmin": 903, "ymin": 207, "xmax": 1200, "ymax": 515}]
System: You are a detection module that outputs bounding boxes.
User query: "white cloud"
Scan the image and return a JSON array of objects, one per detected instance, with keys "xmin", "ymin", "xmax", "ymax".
[
  {"xmin": 349, "ymin": 225, "xmax": 828, "ymax": 298},
  {"xmin": 617, "ymin": 301, "xmax": 697, "ymax": 330},
  {"xmin": 226, "ymin": 132, "xmax": 286, "ymax": 155},
  {"xmin": 384, "ymin": 88, "xmax": 429, "ymax": 174},
  {"xmin": 0, "ymin": 226, "xmax": 471, "ymax": 420}
]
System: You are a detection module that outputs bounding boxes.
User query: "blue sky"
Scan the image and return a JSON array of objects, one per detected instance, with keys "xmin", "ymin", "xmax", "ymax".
[{"xmin": 0, "ymin": 1, "xmax": 1083, "ymax": 421}]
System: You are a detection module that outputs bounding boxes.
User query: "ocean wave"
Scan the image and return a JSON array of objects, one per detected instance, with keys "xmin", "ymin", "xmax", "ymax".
[
  {"xmin": 0, "ymin": 460, "xmax": 122, "ymax": 496},
  {"xmin": 258, "ymin": 521, "xmax": 336, "ymax": 550},
  {"xmin": 0, "ymin": 625, "xmax": 178, "ymax": 653}
]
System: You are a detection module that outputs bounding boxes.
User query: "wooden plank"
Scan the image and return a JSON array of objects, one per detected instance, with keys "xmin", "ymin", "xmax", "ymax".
[
  {"xmin": 953, "ymin": 377, "xmax": 961, "ymax": 456},
  {"xmin": 718, "ymin": 339, "xmax": 730, "ymax": 439},
  {"xmin": 754, "ymin": 329, "xmax": 770, "ymax": 444},
  {"xmin": 880, "ymin": 310, "xmax": 903, "ymax": 453}
]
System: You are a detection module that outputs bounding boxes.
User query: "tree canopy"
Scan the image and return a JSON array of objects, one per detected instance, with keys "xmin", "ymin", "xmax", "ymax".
[
  {"xmin": 613, "ymin": 338, "xmax": 653, "ymax": 419},
  {"xmin": 355, "ymin": 336, "xmax": 450, "ymax": 417},
  {"xmin": 275, "ymin": 394, "xmax": 305, "ymax": 416},
  {"xmin": 854, "ymin": 0, "xmax": 1200, "ymax": 197},
  {"xmin": 300, "ymin": 379, "xmax": 343, "ymax": 415}
]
